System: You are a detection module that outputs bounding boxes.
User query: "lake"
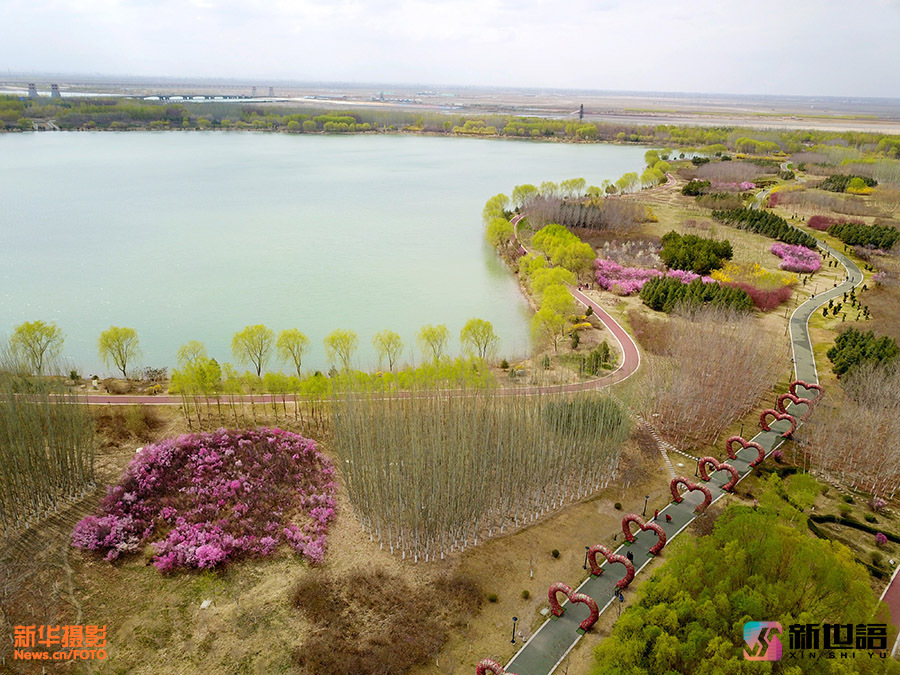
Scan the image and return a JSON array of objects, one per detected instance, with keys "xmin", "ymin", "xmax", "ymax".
[{"xmin": 0, "ymin": 132, "xmax": 648, "ymax": 375}]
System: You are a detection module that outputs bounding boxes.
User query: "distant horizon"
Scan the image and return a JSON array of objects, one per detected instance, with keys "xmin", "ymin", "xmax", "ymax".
[{"xmin": 5, "ymin": 72, "xmax": 900, "ymax": 104}]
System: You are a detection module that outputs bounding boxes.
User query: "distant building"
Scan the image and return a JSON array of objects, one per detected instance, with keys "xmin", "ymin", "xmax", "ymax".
[
  {"xmin": 50, "ymin": 84, "xmax": 61, "ymax": 99},
  {"xmin": 27, "ymin": 83, "xmax": 38, "ymax": 98}
]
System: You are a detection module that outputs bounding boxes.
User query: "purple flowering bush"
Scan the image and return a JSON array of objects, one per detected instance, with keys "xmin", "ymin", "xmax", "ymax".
[
  {"xmin": 770, "ymin": 243, "xmax": 821, "ymax": 274},
  {"xmin": 595, "ymin": 259, "xmax": 714, "ymax": 296},
  {"xmin": 72, "ymin": 428, "xmax": 336, "ymax": 572}
]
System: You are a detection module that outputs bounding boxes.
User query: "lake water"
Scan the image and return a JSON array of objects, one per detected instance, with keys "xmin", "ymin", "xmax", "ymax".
[{"xmin": 1, "ymin": 132, "xmax": 647, "ymax": 375}]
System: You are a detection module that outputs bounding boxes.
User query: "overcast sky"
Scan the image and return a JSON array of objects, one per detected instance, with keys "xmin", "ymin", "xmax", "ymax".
[{"xmin": 3, "ymin": 0, "xmax": 899, "ymax": 97}]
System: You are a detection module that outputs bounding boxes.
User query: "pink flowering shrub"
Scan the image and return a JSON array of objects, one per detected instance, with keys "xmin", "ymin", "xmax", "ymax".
[
  {"xmin": 770, "ymin": 243, "xmax": 821, "ymax": 273},
  {"xmin": 875, "ymin": 532, "xmax": 888, "ymax": 547},
  {"xmin": 72, "ymin": 428, "xmax": 336, "ymax": 572},
  {"xmin": 595, "ymin": 259, "xmax": 714, "ymax": 296}
]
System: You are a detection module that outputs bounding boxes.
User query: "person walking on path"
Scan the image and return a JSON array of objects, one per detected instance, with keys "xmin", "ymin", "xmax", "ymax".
[
  {"xmin": 665, "ymin": 514, "xmax": 672, "ymax": 523},
  {"xmin": 626, "ymin": 550, "xmax": 634, "ymax": 562},
  {"xmin": 653, "ymin": 509, "xmax": 659, "ymax": 521}
]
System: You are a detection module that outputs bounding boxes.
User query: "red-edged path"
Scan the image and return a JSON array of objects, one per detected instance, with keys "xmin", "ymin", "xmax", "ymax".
[{"xmin": 881, "ymin": 566, "xmax": 900, "ymax": 657}]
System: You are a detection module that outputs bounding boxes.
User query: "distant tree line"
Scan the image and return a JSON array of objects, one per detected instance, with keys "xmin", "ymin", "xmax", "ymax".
[{"xmin": 6, "ymin": 95, "xmax": 900, "ymax": 159}]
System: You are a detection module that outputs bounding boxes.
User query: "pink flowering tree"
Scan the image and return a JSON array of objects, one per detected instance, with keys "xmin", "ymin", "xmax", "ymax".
[
  {"xmin": 770, "ymin": 242, "xmax": 821, "ymax": 273},
  {"xmin": 72, "ymin": 428, "xmax": 337, "ymax": 572},
  {"xmin": 595, "ymin": 259, "xmax": 715, "ymax": 296}
]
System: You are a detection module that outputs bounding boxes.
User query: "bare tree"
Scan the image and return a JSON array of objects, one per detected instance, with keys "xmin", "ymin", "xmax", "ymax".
[
  {"xmin": 797, "ymin": 363, "xmax": 900, "ymax": 498},
  {"xmin": 634, "ymin": 306, "xmax": 786, "ymax": 449}
]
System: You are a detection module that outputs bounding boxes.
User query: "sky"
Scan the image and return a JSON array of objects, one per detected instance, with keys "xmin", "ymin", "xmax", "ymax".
[{"xmin": 3, "ymin": 0, "xmax": 900, "ymax": 97}]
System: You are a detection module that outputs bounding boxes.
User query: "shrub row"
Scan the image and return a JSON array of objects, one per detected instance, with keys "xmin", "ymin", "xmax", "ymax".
[
  {"xmin": 640, "ymin": 277, "xmax": 754, "ymax": 313},
  {"xmin": 827, "ymin": 221, "xmax": 900, "ymax": 250},
  {"xmin": 712, "ymin": 208, "xmax": 818, "ymax": 248}
]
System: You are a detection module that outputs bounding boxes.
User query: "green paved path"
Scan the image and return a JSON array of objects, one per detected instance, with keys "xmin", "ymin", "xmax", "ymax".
[
  {"xmin": 504, "ymin": 226, "xmax": 861, "ymax": 675},
  {"xmin": 788, "ymin": 238, "xmax": 863, "ymax": 383},
  {"xmin": 505, "ymin": 425, "xmax": 792, "ymax": 675}
]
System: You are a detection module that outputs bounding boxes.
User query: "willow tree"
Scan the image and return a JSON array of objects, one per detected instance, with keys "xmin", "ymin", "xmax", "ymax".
[
  {"xmin": 417, "ymin": 324, "xmax": 449, "ymax": 362},
  {"xmin": 460, "ymin": 318, "xmax": 499, "ymax": 361},
  {"xmin": 531, "ymin": 308, "xmax": 568, "ymax": 352},
  {"xmin": 277, "ymin": 328, "xmax": 310, "ymax": 378},
  {"xmin": 176, "ymin": 340, "xmax": 208, "ymax": 368},
  {"xmin": 98, "ymin": 326, "xmax": 141, "ymax": 379},
  {"xmin": 373, "ymin": 329, "xmax": 403, "ymax": 371},
  {"xmin": 511, "ymin": 183, "xmax": 539, "ymax": 209},
  {"xmin": 10, "ymin": 320, "xmax": 64, "ymax": 375},
  {"xmin": 231, "ymin": 324, "xmax": 275, "ymax": 376},
  {"xmin": 324, "ymin": 329, "xmax": 358, "ymax": 370}
]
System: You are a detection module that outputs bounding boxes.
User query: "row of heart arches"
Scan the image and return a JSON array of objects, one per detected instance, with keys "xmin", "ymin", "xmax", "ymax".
[{"xmin": 476, "ymin": 380, "xmax": 823, "ymax": 675}]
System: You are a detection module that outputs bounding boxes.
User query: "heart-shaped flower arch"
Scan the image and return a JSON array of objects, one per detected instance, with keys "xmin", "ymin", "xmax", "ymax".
[
  {"xmin": 587, "ymin": 544, "xmax": 635, "ymax": 588},
  {"xmin": 789, "ymin": 379, "xmax": 824, "ymax": 404},
  {"xmin": 724, "ymin": 435, "xmax": 766, "ymax": 468},
  {"xmin": 621, "ymin": 514, "xmax": 667, "ymax": 555},
  {"xmin": 776, "ymin": 392, "xmax": 813, "ymax": 421},
  {"xmin": 476, "ymin": 658, "xmax": 516, "ymax": 675},
  {"xmin": 547, "ymin": 582, "xmax": 600, "ymax": 631},
  {"xmin": 760, "ymin": 409, "xmax": 797, "ymax": 437},
  {"xmin": 669, "ymin": 476, "xmax": 713, "ymax": 512},
  {"xmin": 697, "ymin": 457, "xmax": 739, "ymax": 492}
]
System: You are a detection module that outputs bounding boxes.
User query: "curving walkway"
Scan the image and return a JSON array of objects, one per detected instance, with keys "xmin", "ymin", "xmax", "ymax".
[
  {"xmin": 502, "ymin": 220, "xmax": 860, "ymax": 675},
  {"xmin": 788, "ymin": 237, "xmax": 863, "ymax": 382}
]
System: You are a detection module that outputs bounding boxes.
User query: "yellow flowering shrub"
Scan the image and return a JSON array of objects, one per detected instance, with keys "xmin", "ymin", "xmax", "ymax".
[{"xmin": 711, "ymin": 262, "xmax": 797, "ymax": 290}]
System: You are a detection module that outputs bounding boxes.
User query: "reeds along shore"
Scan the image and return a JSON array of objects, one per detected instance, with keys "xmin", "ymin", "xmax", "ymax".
[
  {"xmin": 0, "ymin": 374, "xmax": 95, "ymax": 536},
  {"xmin": 330, "ymin": 384, "xmax": 631, "ymax": 562}
]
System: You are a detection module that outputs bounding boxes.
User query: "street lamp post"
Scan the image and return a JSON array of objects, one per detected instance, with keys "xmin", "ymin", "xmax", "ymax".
[
  {"xmin": 583, "ymin": 546, "xmax": 589, "ymax": 570},
  {"xmin": 642, "ymin": 495, "xmax": 650, "ymax": 517},
  {"xmin": 511, "ymin": 616, "xmax": 518, "ymax": 644}
]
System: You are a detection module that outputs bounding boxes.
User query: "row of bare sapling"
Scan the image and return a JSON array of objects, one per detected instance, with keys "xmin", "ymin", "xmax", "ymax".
[
  {"xmin": 796, "ymin": 362, "xmax": 900, "ymax": 499},
  {"xmin": 630, "ymin": 306, "xmax": 787, "ymax": 450},
  {"xmin": 330, "ymin": 382, "xmax": 631, "ymax": 562},
  {"xmin": 174, "ymin": 378, "xmax": 330, "ymax": 435},
  {"xmin": 0, "ymin": 364, "xmax": 96, "ymax": 537}
]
